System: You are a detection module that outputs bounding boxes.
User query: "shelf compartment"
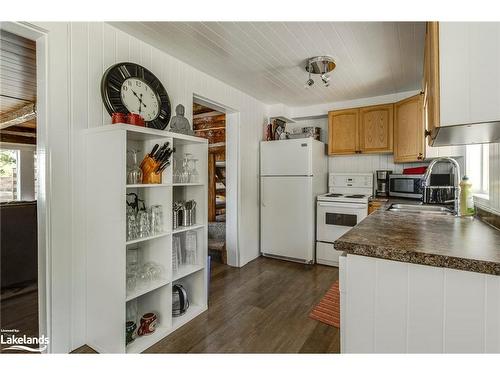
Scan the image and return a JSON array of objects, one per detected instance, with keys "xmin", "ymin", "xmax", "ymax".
[
  {"xmin": 126, "ymin": 183, "xmax": 172, "ymax": 188},
  {"xmin": 126, "ymin": 231, "xmax": 170, "ymax": 245},
  {"xmin": 126, "ymin": 279, "xmax": 170, "ymax": 302},
  {"xmin": 172, "ymin": 264, "xmax": 204, "ymax": 282},
  {"xmin": 172, "ymin": 223, "xmax": 205, "ymax": 234},
  {"xmin": 126, "ymin": 325, "xmax": 170, "ymax": 353},
  {"xmin": 125, "ymin": 284, "xmax": 171, "ymax": 353},
  {"xmin": 172, "ymin": 305, "xmax": 206, "ymax": 331}
]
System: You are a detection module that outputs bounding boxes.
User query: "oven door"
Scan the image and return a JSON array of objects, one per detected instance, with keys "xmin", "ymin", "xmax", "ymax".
[{"xmin": 316, "ymin": 201, "xmax": 368, "ymax": 243}]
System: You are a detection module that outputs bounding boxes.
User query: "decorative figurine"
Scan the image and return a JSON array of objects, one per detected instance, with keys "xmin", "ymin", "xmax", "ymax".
[{"xmin": 169, "ymin": 104, "xmax": 194, "ymax": 135}]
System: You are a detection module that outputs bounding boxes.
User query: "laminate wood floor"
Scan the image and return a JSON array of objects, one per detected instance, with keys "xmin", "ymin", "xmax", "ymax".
[
  {"xmin": 0, "ymin": 288, "xmax": 39, "ymax": 354},
  {"xmin": 74, "ymin": 256, "xmax": 340, "ymax": 354}
]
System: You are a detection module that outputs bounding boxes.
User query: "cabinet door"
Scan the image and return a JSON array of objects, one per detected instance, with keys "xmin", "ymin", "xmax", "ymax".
[
  {"xmin": 394, "ymin": 94, "xmax": 425, "ymax": 163},
  {"xmin": 359, "ymin": 104, "xmax": 393, "ymax": 153},
  {"xmin": 424, "ymin": 21, "xmax": 440, "ymax": 145},
  {"xmin": 328, "ymin": 109, "xmax": 359, "ymax": 155}
]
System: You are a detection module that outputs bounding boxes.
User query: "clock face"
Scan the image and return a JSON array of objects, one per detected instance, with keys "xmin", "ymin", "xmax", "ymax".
[
  {"xmin": 101, "ymin": 62, "xmax": 171, "ymax": 129},
  {"xmin": 121, "ymin": 78, "xmax": 159, "ymax": 121}
]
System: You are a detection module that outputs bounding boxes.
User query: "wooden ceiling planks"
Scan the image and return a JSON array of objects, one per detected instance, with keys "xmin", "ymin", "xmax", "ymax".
[{"xmin": 0, "ymin": 30, "xmax": 36, "ymax": 145}]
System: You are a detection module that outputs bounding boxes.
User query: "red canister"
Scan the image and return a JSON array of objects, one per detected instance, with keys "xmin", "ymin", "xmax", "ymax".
[
  {"xmin": 137, "ymin": 312, "xmax": 158, "ymax": 336},
  {"xmin": 126, "ymin": 113, "xmax": 145, "ymax": 127},
  {"xmin": 112, "ymin": 112, "xmax": 127, "ymax": 124}
]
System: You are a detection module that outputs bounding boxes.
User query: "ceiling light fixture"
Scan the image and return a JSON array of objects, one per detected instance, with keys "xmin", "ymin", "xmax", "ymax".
[
  {"xmin": 304, "ymin": 56, "xmax": 336, "ymax": 88},
  {"xmin": 304, "ymin": 61, "xmax": 314, "ymax": 88}
]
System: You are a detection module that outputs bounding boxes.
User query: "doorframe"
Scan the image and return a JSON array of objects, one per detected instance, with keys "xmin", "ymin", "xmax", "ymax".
[
  {"xmin": 0, "ymin": 21, "xmax": 51, "ymax": 352},
  {"xmin": 192, "ymin": 94, "xmax": 240, "ymax": 267}
]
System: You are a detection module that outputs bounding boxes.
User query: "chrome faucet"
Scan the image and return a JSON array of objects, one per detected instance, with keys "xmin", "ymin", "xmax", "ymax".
[{"xmin": 422, "ymin": 157, "xmax": 461, "ymax": 215}]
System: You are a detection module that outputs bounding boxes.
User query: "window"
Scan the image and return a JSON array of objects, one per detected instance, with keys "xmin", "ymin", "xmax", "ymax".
[
  {"xmin": 0, "ymin": 149, "xmax": 20, "ymax": 202},
  {"xmin": 466, "ymin": 144, "xmax": 489, "ymax": 195}
]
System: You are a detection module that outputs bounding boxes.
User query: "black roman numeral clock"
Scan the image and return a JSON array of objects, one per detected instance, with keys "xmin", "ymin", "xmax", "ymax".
[{"xmin": 101, "ymin": 62, "xmax": 172, "ymax": 130}]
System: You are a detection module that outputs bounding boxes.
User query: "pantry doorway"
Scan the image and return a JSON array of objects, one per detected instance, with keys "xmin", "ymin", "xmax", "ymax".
[{"xmin": 192, "ymin": 95, "xmax": 239, "ymax": 268}]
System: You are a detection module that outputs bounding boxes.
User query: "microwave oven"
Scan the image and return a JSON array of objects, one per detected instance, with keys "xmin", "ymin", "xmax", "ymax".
[
  {"xmin": 389, "ymin": 174, "xmax": 424, "ymax": 199},
  {"xmin": 389, "ymin": 173, "xmax": 455, "ymax": 199}
]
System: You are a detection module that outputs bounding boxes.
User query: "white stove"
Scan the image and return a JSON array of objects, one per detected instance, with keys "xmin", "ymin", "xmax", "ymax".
[
  {"xmin": 317, "ymin": 192, "xmax": 371, "ymax": 204},
  {"xmin": 316, "ymin": 173, "xmax": 373, "ymax": 267}
]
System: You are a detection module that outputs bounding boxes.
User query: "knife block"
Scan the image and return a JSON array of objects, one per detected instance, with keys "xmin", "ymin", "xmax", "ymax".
[{"xmin": 141, "ymin": 156, "xmax": 162, "ymax": 184}]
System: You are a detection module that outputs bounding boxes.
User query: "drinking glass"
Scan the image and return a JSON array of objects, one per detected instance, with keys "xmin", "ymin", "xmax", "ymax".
[
  {"xmin": 150, "ymin": 205, "xmax": 163, "ymax": 235},
  {"xmin": 173, "ymin": 235, "xmax": 182, "ymax": 270},
  {"xmin": 138, "ymin": 210, "xmax": 150, "ymax": 238},
  {"xmin": 180, "ymin": 153, "xmax": 192, "ymax": 183},
  {"xmin": 126, "ymin": 272, "xmax": 137, "ymax": 292},
  {"xmin": 137, "ymin": 268, "xmax": 151, "ymax": 288},
  {"xmin": 127, "ymin": 248, "xmax": 140, "ymax": 273},
  {"xmin": 126, "ymin": 300, "xmax": 138, "ymax": 323},
  {"xmin": 126, "ymin": 207, "xmax": 138, "ymax": 241},
  {"xmin": 189, "ymin": 158, "xmax": 199, "ymax": 183},
  {"xmin": 127, "ymin": 149, "xmax": 143, "ymax": 185},
  {"xmin": 185, "ymin": 230, "xmax": 197, "ymax": 265}
]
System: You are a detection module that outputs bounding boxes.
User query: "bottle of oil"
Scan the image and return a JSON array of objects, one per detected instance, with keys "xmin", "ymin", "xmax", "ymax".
[{"xmin": 459, "ymin": 176, "xmax": 474, "ymax": 216}]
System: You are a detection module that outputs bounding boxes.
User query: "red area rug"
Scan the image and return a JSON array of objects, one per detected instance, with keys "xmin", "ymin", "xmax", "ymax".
[{"xmin": 309, "ymin": 280, "xmax": 340, "ymax": 328}]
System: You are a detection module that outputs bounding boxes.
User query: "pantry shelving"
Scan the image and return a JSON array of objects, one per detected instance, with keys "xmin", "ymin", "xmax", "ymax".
[{"xmin": 85, "ymin": 124, "xmax": 208, "ymax": 353}]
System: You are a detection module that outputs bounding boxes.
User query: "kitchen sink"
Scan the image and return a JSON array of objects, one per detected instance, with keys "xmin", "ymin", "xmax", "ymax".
[{"xmin": 387, "ymin": 203, "xmax": 455, "ymax": 216}]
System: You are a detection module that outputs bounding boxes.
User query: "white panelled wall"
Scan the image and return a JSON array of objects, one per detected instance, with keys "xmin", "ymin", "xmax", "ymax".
[{"xmin": 33, "ymin": 21, "xmax": 267, "ymax": 352}]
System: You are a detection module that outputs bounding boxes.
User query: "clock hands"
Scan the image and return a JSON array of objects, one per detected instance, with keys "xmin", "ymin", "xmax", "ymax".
[{"xmin": 131, "ymin": 89, "xmax": 147, "ymax": 115}]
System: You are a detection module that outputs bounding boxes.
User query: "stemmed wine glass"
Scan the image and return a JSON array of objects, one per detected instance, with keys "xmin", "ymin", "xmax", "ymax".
[{"xmin": 127, "ymin": 149, "xmax": 143, "ymax": 184}]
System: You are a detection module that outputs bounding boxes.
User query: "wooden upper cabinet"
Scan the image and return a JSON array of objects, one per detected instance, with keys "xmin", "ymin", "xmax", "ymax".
[
  {"xmin": 423, "ymin": 21, "xmax": 440, "ymax": 145},
  {"xmin": 359, "ymin": 104, "xmax": 393, "ymax": 153},
  {"xmin": 394, "ymin": 94, "xmax": 424, "ymax": 163},
  {"xmin": 328, "ymin": 109, "xmax": 359, "ymax": 155}
]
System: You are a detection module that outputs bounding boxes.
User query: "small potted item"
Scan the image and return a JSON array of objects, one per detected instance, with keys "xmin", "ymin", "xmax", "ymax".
[
  {"xmin": 137, "ymin": 312, "xmax": 158, "ymax": 336},
  {"xmin": 112, "ymin": 112, "xmax": 127, "ymax": 124},
  {"xmin": 126, "ymin": 113, "xmax": 145, "ymax": 127}
]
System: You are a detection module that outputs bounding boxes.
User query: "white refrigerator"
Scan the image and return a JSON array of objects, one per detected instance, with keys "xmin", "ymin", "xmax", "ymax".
[{"xmin": 260, "ymin": 138, "xmax": 327, "ymax": 263}]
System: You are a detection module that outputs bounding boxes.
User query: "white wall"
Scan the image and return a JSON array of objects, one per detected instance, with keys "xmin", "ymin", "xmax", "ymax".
[{"xmin": 32, "ymin": 21, "xmax": 267, "ymax": 352}]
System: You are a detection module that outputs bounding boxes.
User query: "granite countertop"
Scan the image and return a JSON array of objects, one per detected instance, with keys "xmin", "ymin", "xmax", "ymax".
[{"xmin": 334, "ymin": 201, "xmax": 500, "ymax": 276}]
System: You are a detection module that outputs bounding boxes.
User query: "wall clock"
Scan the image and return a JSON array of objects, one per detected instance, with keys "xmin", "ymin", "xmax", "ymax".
[{"xmin": 101, "ymin": 62, "xmax": 171, "ymax": 130}]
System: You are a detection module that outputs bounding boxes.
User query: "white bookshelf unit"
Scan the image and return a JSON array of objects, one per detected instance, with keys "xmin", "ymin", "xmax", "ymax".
[{"xmin": 84, "ymin": 124, "xmax": 208, "ymax": 353}]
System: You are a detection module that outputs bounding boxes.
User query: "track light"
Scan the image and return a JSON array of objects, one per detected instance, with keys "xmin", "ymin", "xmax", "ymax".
[
  {"xmin": 304, "ymin": 56, "xmax": 336, "ymax": 89},
  {"xmin": 305, "ymin": 64, "xmax": 314, "ymax": 88}
]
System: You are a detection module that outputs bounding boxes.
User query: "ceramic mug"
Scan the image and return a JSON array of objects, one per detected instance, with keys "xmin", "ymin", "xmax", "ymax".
[
  {"xmin": 125, "ymin": 321, "xmax": 137, "ymax": 345},
  {"xmin": 137, "ymin": 312, "xmax": 158, "ymax": 336}
]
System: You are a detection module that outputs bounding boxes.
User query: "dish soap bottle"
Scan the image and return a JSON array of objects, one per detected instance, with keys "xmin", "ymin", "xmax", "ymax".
[{"xmin": 459, "ymin": 176, "xmax": 474, "ymax": 216}]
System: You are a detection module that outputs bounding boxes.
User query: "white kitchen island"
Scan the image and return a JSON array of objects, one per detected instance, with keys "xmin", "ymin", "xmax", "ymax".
[
  {"xmin": 339, "ymin": 253, "xmax": 500, "ymax": 353},
  {"xmin": 335, "ymin": 205, "xmax": 500, "ymax": 353}
]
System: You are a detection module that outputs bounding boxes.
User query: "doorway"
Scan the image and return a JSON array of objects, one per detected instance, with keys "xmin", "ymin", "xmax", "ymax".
[
  {"xmin": 192, "ymin": 101, "xmax": 228, "ymax": 266},
  {"xmin": 0, "ymin": 28, "xmax": 40, "ymax": 352}
]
